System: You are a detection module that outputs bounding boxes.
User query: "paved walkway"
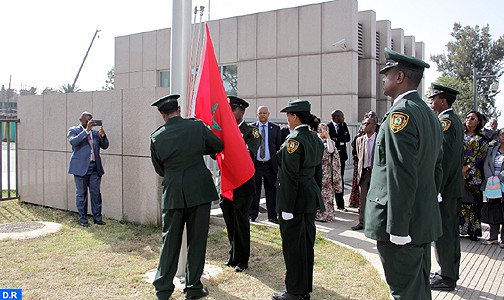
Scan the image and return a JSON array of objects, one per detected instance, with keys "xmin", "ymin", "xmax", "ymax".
[{"xmin": 212, "ymin": 180, "xmax": 504, "ymax": 300}]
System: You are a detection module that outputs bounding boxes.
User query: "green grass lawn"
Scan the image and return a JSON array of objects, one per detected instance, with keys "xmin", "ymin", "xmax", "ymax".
[{"xmin": 0, "ymin": 200, "xmax": 389, "ymax": 300}]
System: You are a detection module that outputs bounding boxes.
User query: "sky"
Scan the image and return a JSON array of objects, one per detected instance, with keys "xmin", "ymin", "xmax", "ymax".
[{"xmin": 1, "ymin": 0, "xmax": 504, "ymax": 122}]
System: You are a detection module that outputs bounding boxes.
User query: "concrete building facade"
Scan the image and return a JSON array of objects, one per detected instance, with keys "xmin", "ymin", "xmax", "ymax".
[
  {"xmin": 18, "ymin": 0, "xmax": 427, "ymax": 225},
  {"xmin": 114, "ymin": 0, "xmax": 426, "ymax": 122}
]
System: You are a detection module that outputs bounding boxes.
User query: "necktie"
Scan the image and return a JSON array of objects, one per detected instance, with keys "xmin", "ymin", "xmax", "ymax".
[
  {"xmin": 88, "ymin": 133, "xmax": 95, "ymax": 161},
  {"xmin": 260, "ymin": 125, "xmax": 266, "ymax": 159}
]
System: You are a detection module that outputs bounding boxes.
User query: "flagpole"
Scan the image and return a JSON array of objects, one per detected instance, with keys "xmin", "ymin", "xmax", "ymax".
[{"xmin": 172, "ymin": 0, "xmax": 192, "ymax": 277}]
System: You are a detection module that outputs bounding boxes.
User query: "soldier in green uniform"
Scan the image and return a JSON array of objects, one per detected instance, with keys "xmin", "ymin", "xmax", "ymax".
[
  {"xmin": 364, "ymin": 48, "xmax": 444, "ymax": 300},
  {"xmin": 272, "ymin": 99, "xmax": 324, "ymax": 300},
  {"xmin": 428, "ymin": 83, "xmax": 464, "ymax": 291},
  {"xmin": 220, "ymin": 95, "xmax": 260, "ymax": 272},
  {"xmin": 150, "ymin": 94, "xmax": 223, "ymax": 300}
]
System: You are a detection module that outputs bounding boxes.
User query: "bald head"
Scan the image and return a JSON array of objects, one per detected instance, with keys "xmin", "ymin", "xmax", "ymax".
[{"xmin": 257, "ymin": 106, "xmax": 270, "ymax": 124}]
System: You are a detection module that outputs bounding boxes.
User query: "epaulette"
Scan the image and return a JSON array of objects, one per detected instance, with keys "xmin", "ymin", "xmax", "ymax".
[{"xmin": 151, "ymin": 124, "xmax": 164, "ymax": 136}]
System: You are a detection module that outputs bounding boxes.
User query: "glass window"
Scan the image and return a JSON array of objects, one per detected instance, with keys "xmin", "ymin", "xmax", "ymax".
[
  {"xmin": 160, "ymin": 71, "xmax": 170, "ymax": 87},
  {"xmin": 221, "ymin": 65, "xmax": 237, "ymax": 96}
]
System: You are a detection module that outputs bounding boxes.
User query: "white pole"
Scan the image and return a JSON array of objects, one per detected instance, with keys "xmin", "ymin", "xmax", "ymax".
[
  {"xmin": 172, "ymin": 0, "xmax": 192, "ymax": 277},
  {"xmin": 172, "ymin": 0, "xmax": 192, "ymax": 117}
]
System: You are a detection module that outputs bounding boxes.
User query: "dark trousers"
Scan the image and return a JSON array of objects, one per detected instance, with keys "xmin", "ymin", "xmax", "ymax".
[
  {"xmin": 250, "ymin": 161, "xmax": 277, "ymax": 220},
  {"xmin": 434, "ymin": 196, "xmax": 460, "ymax": 284},
  {"xmin": 377, "ymin": 241, "xmax": 432, "ymax": 300},
  {"xmin": 279, "ymin": 213, "xmax": 316, "ymax": 295},
  {"xmin": 220, "ymin": 195, "xmax": 252, "ymax": 264},
  {"xmin": 73, "ymin": 162, "xmax": 102, "ymax": 223},
  {"xmin": 335, "ymin": 159, "xmax": 346, "ymax": 209},
  {"xmin": 153, "ymin": 203, "xmax": 211, "ymax": 300},
  {"xmin": 489, "ymin": 223, "xmax": 504, "ymax": 241},
  {"xmin": 358, "ymin": 168, "xmax": 371, "ymax": 225}
]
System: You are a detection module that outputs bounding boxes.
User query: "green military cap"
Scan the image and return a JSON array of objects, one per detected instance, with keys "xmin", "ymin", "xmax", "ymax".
[
  {"xmin": 428, "ymin": 83, "xmax": 460, "ymax": 99},
  {"xmin": 151, "ymin": 94, "xmax": 180, "ymax": 109},
  {"xmin": 379, "ymin": 48, "xmax": 430, "ymax": 74},
  {"xmin": 228, "ymin": 95, "xmax": 249, "ymax": 110},
  {"xmin": 280, "ymin": 99, "xmax": 311, "ymax": 113}
]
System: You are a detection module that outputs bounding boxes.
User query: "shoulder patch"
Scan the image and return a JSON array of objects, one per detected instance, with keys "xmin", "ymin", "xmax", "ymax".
[
  {"xmin": 151, "ymin": 125, "xmax": 164, "ymax": 136},
  {"xmin": 286, "ymin": 139, "xmax": 300, "ymax": 154},
  {"xmin": 440, "ymin": 119, "xmax": 451, "ymax": 132},
  {"xmin": 252, "ymin": 128, "xmax": 260, "ymax": 139},
  {"xmin": 390, "ymin": 112, "xmax": 409, "ymax": 133}
]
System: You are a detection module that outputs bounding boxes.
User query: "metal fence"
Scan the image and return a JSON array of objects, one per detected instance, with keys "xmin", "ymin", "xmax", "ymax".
[{"xmin": 1, "ymin": 119, "xmax": 19, "ymax": 201}]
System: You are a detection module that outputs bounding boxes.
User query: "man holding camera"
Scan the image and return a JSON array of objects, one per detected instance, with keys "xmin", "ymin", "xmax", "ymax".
[{"xmin": 67, "ymin": 112, "xmax": 109, "ymax": 227}]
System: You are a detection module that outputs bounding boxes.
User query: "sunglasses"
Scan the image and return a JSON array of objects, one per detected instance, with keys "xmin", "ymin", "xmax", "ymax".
[{"xmin": 465, "ymin": 116, "xmax": 476, "ymax": 121}]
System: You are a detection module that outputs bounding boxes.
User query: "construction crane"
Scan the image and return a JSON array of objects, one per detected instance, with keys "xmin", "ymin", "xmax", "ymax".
[{"xmin": 71, "ymin": 29, "xmax": 100, "ymax": 91}]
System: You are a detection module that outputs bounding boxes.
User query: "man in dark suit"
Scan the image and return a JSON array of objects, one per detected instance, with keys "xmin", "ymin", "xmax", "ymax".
[
  {"xmin": 351, "ymin": 116, "xmax": 377, "ymax": 231},
  {"xmin": 67, "ymin": 112, "xmax": 109, "ymax": 227},
  {"xmin": 220, "ymin": 95, "xmax": 260, "ymax": 272},
  {"xmin": 249, "ymin": 106, "xmax": 282, "ymax": 223},
  {"xmin": 327, "ymin": 110, "xmax": 350, "ymax": 211},
  {"xmin": 428, "ymin": 83, "xmax": 464, "ymax": 292},
  {"xmin": 364, "ymin": 48, "xmax": 443, "ymax": 300},
  {"xmin": 150, "ymin": 94, "xmax": 223, "ymax": 300}
]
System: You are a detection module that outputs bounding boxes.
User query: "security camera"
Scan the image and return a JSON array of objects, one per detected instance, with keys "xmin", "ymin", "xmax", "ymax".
[{"xmin": 332, "ymin": 39, "xmax": 347, "ymax": 49}]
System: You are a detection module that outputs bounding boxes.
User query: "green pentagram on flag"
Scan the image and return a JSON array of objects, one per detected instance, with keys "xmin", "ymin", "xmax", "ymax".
[{"xmin": 211, "ymin": 103, "xmax": 222, "ymax": 130}]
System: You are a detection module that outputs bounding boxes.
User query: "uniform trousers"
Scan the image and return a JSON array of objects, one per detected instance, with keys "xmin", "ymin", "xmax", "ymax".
[
  {"xmin": 250, "ymin": 160, "xmax": 277, "ymax": 220},
  {"xmin": 377, "ymin": 241, "xmax": 432, "ymax": 300},
  {"xmin": 220, "ymin": 195, "xmax": 253, "ymax": 264},
  {"xmin": 279, "ymin": 212, "xmax": 316, "ymax": 295},
  {"xmin": 73, "ymin": 162, "xmax": 103, "ymax": 223},
  {"xmin": 153, "ymin": 202, "xmax": 211, "ymax": 300},
  {"xmin": 434, "ymin": 196, "xmax": 460, "ymax": 285}
]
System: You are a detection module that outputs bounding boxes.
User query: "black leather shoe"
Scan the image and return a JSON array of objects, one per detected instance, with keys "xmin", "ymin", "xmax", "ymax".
[
  {"xmin": 235, "ymin": 262, "xmax": 248, "ymax": 272},
  {"xmin": 94, "ymin": 220, "xmax": 106, "ymax": 225},
  {"xmin": 185, "ymin": 288, "xmax": 209, "ymax": 299},
  {"xmin": 430, "ymin": 277, "xmax": 455, "ymax": 291},
  {"xmin": 224, "ymin": 260, "xmax": 237, "ymax": 268},
  {"xmin": 249, "ymin": 216, "xmax": 256, "ymax": 222},
  {"xmin": 272, "ymin": 292, "xmax": 304, "ymax": 300},
  {"xmin": 79, "ymin": 222, "xmax": 90, "ymax": 227},
  {"xmin": 351, "ymin": 223, "xmax": 364, "ymax": 230}
]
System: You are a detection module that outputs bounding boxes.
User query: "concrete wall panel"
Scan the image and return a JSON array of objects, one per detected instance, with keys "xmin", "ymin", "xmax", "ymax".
[
  {"xmin": 18, "ymin": 95, "xmax": 43, "ymax": 150},
  {"xmin": 122, "ymin": 156, "xmax": 161, "ymax": 225},
  {"xmin": 129, "ymin": 33, "xmax": 143, "ymax": 72},
  {"xmin": 19, "ymin": 150, "xmax": 44, "ymax": 205},
  {"xmin": 156, "ymin": 28, "xmax": 170, "ymax": 70},
  {"xmin": 44, "ymin": 93, "xmax": 67, "ymax": 151},
  {"xmin": 299, "ymin": 55, "xmax": 321, "ymax": 96},
  {"xmin": 257, "ymin": 59, "xmax": 277, "ymax": 98},
  {"xmin": 277, "ymin": 57, "xmax": 299, "ymax": 97},
  {"xmin": 299, "ymin": 4, "xmax": 321, "ymax": 55},
  {"xmin": 43, "ymin": 151, "xmax": 67, "ymax": 210},
  {"xmin": 237, "ymin": 61, "xmax": 257, "ymax": 98},
  {"xmin": 257, "ymin": 11, "xmax": 277, "ymax": 59},
  {"xmin": 142, "ymin": 31, "xmax": 157, "ymax": 71},
  {"xmin": 220, "ymin": 18, "xmax": 238, "ymax": 64},
  {"xmin": 115, "ymin": 35, "xmax": 130, "ymax": 74},
  {"xmin": 277, "ymin": 7, "xmax": 299, "ymax": 57},
  {"xmin": 238, "ymin": 14, "xmax": 257, "ymax": 61},
  {"xmin": 92, "ymin": 90, "xmax": 122, "ymax": 155}
]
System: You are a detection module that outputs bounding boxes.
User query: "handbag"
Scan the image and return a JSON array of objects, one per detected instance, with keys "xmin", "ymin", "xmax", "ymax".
[
  {"xmin": 481, "ymin": 198, "xmax": 504, "ymax": 224},
  {"xmin": 460, "ymin": 189, "xmax": 475, "ymax": 204},
  {"xmin": 484, "ymin": 175, "xmax": 502, "ymax": 199}
]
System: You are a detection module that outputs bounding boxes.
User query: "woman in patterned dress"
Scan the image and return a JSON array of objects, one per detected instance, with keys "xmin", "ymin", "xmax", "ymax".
[
  {"xmin": 459, "ymin": 111, "xmax": 488, "ymax": 240},
  {"xmin": 315, "ymin": 122, "xmax": 342, "ymax": 222}
]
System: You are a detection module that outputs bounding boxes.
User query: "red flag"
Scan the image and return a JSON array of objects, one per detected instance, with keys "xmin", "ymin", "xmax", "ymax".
[{"xmin": 193, "ymin": 24, "xmax": 255, "ymax": 200}]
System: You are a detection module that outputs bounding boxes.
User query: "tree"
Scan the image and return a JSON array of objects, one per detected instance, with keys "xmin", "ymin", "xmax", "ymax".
[
  {"xmin": 58, "ymin": 83, "xmax": 82, "ymax": 93},
  {"xmin": 102, "ymin": 67, "xmax": 114, "ymax": 90},
  {"xmin": 431, "ymin": 23, "xmax": 504, "ymax": 119}
]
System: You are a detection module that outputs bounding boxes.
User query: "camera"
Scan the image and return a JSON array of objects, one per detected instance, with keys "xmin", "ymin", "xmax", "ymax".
[{"xmin": 93, "ymin": 119, "xmax": 102, "ymax": 126}]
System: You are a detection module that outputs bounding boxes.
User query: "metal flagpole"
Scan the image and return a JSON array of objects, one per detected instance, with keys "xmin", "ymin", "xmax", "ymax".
[{"xmin": 172, "ymin": 0, "xmax": 192, "ymax": 277}]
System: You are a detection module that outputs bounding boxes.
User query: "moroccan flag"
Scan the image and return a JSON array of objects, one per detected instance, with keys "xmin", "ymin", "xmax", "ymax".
[{"xmin": 192, "ymin": 24, "xmax": 255, "ymax": 200}]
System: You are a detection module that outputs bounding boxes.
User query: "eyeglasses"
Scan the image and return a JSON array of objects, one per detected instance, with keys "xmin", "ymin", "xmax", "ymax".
[
  {"xmin": 362, "ymin": 122, "xmax": 375, "ymax": 126},
  {"xmin": 499, "ymin": 133, "xmax": 504, "ymax": 137},
  {"xmin": 466, "ymin": 116, "xmax": 476, "ymax": 121}
]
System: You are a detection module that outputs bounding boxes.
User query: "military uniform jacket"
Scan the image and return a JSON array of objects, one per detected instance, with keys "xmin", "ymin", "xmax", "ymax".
[
  {"xmin": 276, "ymin": 126, "xmax": 324, "ymax": 213},
  {"xmin": 232, "ymin": 121, "xmax": 260, "ymax": 198},
  {"xmin": 438, "ymin": 109, "xmax": 465, "ymax": 198},
  {"xmin": 150, "ymin": 116, "xmax": 223, "ymax": 209},
  {"xmin": 364, "ymin": 91, "xmax": 443, "ymax": 244}
]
